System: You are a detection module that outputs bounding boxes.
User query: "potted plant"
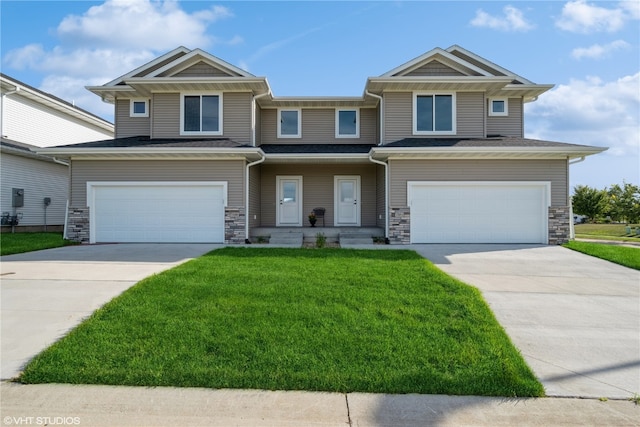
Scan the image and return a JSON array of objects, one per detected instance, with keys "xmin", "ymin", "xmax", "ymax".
[{"xmin": 308, "ymin": 211, "xmax": 317, "ymax": 227}]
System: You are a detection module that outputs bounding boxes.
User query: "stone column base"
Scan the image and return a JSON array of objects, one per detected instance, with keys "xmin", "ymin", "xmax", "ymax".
[
  {"xmin": 389, "ymin": 207, "xmax": 410, "ymax": 244},
  {"xmin": 225, "ymin": 206, "xmax": 246, "ymax": 244},
  {"xmin": 549, "ymin": 206, "xmax": 570, "ymax": 245}
]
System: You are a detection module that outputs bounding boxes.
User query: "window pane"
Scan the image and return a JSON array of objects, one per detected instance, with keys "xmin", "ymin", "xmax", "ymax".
[
  {"xmin": 283, "ymin": 182, "xmax": 296, "ymax": 202},
  {"xmin": 416, "ymin": 95, "xmax": 433, "ymax": 132},
  {"xmin": 338, "ymin": 110, "xmax": 357, "ymax": 135},
  {"xmin": 280, "ymin": 110, "xmax": 299, "ymax": 135},
  {"xmin": 434, "ymin": 95, "xmax": 453, "ymax": 131},
  {"xmin": 133, "ymin": 101, "xmax": 146, "ymax": 114},
  {"xmin": 202, "ymin": 95, "xmax": 219, "ymax": 132},
  {"xmin": 492, "ymin": 100, "xmax": 505, "ymax": 113},
  {"xmin": 340, "ymin": 181, "xmax": 354, "ymax": 202},
  {"xmin": 184, "ymin": 96, "xmax": 200, "ymax": 131}
]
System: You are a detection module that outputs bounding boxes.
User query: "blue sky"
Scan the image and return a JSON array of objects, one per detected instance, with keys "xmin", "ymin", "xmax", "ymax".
[{"xmin": 1, "ymin": 0, "xmax": 638, "ymax": 190}]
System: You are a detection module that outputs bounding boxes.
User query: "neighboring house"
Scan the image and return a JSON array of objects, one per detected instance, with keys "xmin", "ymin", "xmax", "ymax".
[
  {"xmin": 0, "ymin": 74, "xmax": 114, "ymax": 231},
  {"xmin": 39, "ymin": 45, "xmax": 605, "ymax": 245}
]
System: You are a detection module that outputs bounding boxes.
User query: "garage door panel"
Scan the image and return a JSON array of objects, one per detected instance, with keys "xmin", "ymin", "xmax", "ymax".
[
  {"xmin": 92, "ymin": 183, "xmax": 225, "ymax": 243},
  {"xmin": 409, "ymin": 182, "xmax": 548, "ymax": 244}
]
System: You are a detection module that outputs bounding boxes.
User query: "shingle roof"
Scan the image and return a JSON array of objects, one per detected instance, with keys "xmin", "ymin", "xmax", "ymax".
[
  {"xmin": 260, "ymin": 144, "xmax": 375, "ymax": 154},
  {"xmin": 54, "ymin": 136, "xmax": 253, "ymax": 149},
  {"xmin": 385, "ymin": 137, "xmax": 591, "ymax": 149}
]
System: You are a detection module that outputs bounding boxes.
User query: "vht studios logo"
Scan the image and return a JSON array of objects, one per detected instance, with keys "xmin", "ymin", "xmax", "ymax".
[{"xmin": 3, "ymin": 416, "xmax": 81, "ymax": 425}]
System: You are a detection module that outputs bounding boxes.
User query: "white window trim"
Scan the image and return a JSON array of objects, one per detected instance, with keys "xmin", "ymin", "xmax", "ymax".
[
  {"xmin": 335, "ymin": 108, "xmax": 360, "ymax": 138},
  {"xmin": 412, "ymin": 92, "xmax": 456, "ymax": 135},
  {"xmin": 180, "ymin": 92, "xmax": 223, "ymax": 136},
  {"xmin": 488, "ymin": 98, "xmax": 508, "ymax": 117},
  {"xmin": 277, "ymin": 108, "xmax": 301, "ymax": 138},
  {"xmin": 130, "ymin": 99, "xmax": 149, "ymax": 117}
]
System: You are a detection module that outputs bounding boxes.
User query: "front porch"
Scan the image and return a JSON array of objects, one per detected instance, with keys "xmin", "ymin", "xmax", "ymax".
[{"xmin": 249, "ymin": 226, "xmax": 385, "ymax": 245}]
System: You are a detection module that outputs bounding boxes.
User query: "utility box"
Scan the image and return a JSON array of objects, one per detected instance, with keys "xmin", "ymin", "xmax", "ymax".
[
  {"xmin": 12, "ymin": 188, "xmax": 24, "ymax": 208},
  {"xmin": 44, "ymin": 197, "xmax": 51, "ymax": 206}
]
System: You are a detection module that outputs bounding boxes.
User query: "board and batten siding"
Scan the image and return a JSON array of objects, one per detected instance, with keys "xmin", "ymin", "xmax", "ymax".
[
  {"xmin": 259, "ymin": 164, "xmax": 378, "ymax": 227},
  {"xmin": 259, "ymin": 108, "xmax": 377, "ymax": 145},
  {"xmin": 1, "ymin": 153, "xmax": 68, "ymax": 226},
  {"xmin": 115, "ymin": 99, "xmax": 151, "ymax": 138},
  {"xmin": 383, "ymin": 92, "xmax": 484, "ymax": 143},
  {"xmin": 70, "ymin": 160, "xmax": 245, "ymax": 207},
  {"xmin": 151, "ymin": 92, "xmax": 252, "ymax": 143},
  {"xmin": 388, "ymin": 159, "xmax": 568, "ymax": 207},
  {"xmin": 2, "ymin": 95, "xmax": 112, "ymax": 147},
  {"xmin": 487, "ymin": 98, "xmax": 523, "ymax": 137}
]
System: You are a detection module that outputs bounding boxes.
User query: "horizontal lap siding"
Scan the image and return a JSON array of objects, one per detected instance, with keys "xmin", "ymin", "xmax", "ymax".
[
  {"xmin": 249, "ymin": 165, "xmax": 261, "ymax": 227},
  {"xmin": 70, "ymin": 160, "xmax": 245, "ymax": 206},
  {"xmin": 115, "ymin": 99, "xmax": 150, "ymax": 138},
  {"xmin": 384, "ymin": 92, "xmax": 484, "ymax": 143},
  {"xmin": 152, "ymin": 92, "xmax": 251, "ymax": 143},
  {"xmin": 259, "ymin": 164, "xmax": 377, "ymax": 227},
  {"xmin": 376, "ymin": 164, "xmax": 385, "ymax": 228},
  {"xmin": 389, "ymin": 159, "xmax": 567, "ymax": 206},
  {"xmin": 487, "ymin": 98, "xmax": 523, "ymax": 137},
  {"xmin": 259, "ymin": 108, "xmax": 377, "ymax": 145}
]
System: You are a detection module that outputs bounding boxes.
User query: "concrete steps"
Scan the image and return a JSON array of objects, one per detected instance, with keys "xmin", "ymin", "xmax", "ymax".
[
  {"xmin": 339, "ymin": 232, "xmax": 374, "ymax": 245},
  {"xmin": 268, "ymin": 231, "xmax": 303, "ymax": 246}
]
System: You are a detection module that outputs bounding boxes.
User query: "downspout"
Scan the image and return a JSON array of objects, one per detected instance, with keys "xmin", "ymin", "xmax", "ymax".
[
  {"xmin": 245, "ymin": 152, "xmax": 265, "ymax": 243},
  {"xmin": 365, "ymin": 91, "xmax": 383, "ymax": 145},
  {"xmin": 369, "ymin": 154, "xmax": 389, "ymax": 241}
]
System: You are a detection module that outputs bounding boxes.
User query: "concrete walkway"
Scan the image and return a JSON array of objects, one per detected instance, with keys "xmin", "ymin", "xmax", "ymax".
[
  {"xmin": 410, "ymin": 244, "xmax": 640, "ymax": 399},
  {"xmin": 0, "ymin": 244, "xmax": 221, "ymax": 379}
]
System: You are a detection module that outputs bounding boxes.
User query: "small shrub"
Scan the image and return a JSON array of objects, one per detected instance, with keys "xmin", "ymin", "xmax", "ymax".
[{"xmin": 315, "ymin": 232, "xmax": 326, "ymax": 248}]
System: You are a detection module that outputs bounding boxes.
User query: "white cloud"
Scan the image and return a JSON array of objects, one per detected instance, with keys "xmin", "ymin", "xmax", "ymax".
[
  {"xmin": 1, "ymin": 0, "xmax": 240, "ymax": 122},
  {"xmin": 556, "ymin": 0, "xmax": 637, "ymax": 33},
  {"xmin": 470, "ymin": 5, "xmax": 535, "ymax": 32},
  {"xmin": 525, "ymin": 73, "xmax": 640, "ymax": 157},
  {"xmin": 571, "ymin": 40, "xmax": 631, "ymax": 60}
]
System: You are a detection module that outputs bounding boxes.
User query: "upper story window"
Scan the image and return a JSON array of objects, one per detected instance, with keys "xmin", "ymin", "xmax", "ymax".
[
  {"xmin": 278, "ymin": 109, "xmax": 301, "ymax": 138},
  {"xmin": 130, "ymin": 99, "xmax": 149, "ymax": 117},
  {"xmin": 180, "ymin": 93, "xmax": 223, "ymax": 135},
  {"xmin": 335, "ymin": 109, "xmax": 359, "ymax": 138},
  {"xmin": 488, "ymin": 98, "xmax": 508, "ymax": 116},
  {"xmin": 413, "ymin": 92, "xmax": 456, "ymax": 135}
]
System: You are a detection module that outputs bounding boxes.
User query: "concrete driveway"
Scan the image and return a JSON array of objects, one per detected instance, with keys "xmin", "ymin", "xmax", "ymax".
[
  {"xmin": 0, "ymin": 243, "xmax": 221, "ymax": 380},
  {"xmin": 412, "ymin": 244, "xmax": 640, "ymax": 399}
]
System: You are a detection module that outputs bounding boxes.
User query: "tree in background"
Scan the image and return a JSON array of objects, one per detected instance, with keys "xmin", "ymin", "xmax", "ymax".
[
  {"xmin": 572, "ymin": 185, "xmax": 607, "ymax": 222},
  {"xmin": 606, "ymin": 182, "xmax": 640, "ymax": 223}
]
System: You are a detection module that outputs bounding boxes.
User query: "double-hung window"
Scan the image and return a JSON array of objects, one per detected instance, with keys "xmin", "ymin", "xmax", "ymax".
[
  {"xmin": 181, "ymin": 93, "xmax": 222, "ymax": 135},
  {"xmin": 278, "ymin": 109, "xmax": 301, "ymax": 138},
  {"xmin": 335, "ymin": 109, "xmax": 359, "ymax": 138},
  {"xmin": 413, "ymin": 92, "xmax": 456, "ymax": 135}
]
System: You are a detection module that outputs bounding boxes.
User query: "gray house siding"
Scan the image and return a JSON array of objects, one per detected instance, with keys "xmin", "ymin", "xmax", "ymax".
[
  {"xmin": 404, "ymin": 61, "xmax": 465, "ymax": 77},
  {"xmin": 151, "ymin": 92, "xmax": 252, "ymax": 143},
  {"xmin": 388, "ymin": 159, "xmax": 568, "ymax": 207},
  {"xmin": 259, "ymin": 164, "xmax": 377, "ymax": 227},
  {"xmin": 70, "ymin": 159, "xmax": 245, "ymax": 207},
  {"xmin": 115, "ymin": 99, "xmax": 151, "ymax": 138},
  {"xmin": 376, "ymin": 164, "xmax": 385, "ymax": 228},
  {"xmin": 259, "ymin": 108, "xmax": 377, "ymax": 145},
  {"xmin": 0, "ymin": 152, "xmax": 68, "ymax": 227},
  {"xmin": 487, "ymin": 97, "xmax": 524, "ymax": 137},
  {"xmin": 249, "ymin": 164, "xmax": 261, "ymax": 228},
  {"xmin": 383, "ymin": 92, "xmax": 484, "ymax": 143}
]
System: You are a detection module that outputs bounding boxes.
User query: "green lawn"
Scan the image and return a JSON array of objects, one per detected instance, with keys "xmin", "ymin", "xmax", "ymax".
[
  {"xmin": 564, "ymin": 241, "xmax": 640, "ymax": 270},
  {"xmin": 574, "ymin": 223, "xmax": 640, "ymax": 242},
  {"xmin": 20, "ymin": 247, "xmax": 543, "ymax": 397},
  {"xmin": 0, "ymin": 232, "xmax": 74, "ymax": 256}
]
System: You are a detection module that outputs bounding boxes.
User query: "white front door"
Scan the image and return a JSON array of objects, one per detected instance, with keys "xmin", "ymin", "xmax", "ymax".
[
  {"xmin": 276, "ymin": 176, "xmax": 303, "ymax": 226},
  {"xmin": 334, "ymin": 176, "xmax": 361, "ymax": 226}
]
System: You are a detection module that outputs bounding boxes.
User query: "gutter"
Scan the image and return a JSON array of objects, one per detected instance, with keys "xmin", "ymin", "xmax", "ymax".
[
  {"xmin": 368, "ymin": 154, "xmax": 389, "ymax": 240},
  {"xmin": 245, "ymin": 152, "xmax": 266, "ymax": 243}
]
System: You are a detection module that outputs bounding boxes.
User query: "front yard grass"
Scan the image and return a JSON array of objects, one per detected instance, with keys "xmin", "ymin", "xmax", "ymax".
[
  {"xmin": 0, "ymin": 232, "xmax": 74, "ymax": 256},
  {"xmin": 574, "ymin": 223, "xmax": 640, "ymax": 242},
  {"xmin": 20, "ymin": 247, "xmax": 543, "ymax": 397},
  {"xmin": 564, "ymin": 241, "xmax": 640, "ymax": 270}
]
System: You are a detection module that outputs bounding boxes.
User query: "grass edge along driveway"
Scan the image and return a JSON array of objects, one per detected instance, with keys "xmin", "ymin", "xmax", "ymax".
[
  {"xmin": 20, "ymin": 247, "xmax": 544, "ymax": 397},
  {"xmin": 0, "ymin": 232, "xmax": 75, "ymax": 256},
  {"xmin": 564, "ymin": 241, "xmax": 640, "ymax": 270}
]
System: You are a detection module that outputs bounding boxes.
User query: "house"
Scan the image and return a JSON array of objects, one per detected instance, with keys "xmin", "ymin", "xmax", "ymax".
[
  {"xmin": 38, "ymin": 46, "xmax": 605, "ymax": 245},
  {"xmin": 0, "ymin": 74, "xmax": 114, "ymax": 232}
]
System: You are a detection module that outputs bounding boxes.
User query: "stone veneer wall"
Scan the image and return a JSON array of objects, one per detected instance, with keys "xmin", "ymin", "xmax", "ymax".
[
  {"xmin": 388, "ymin": 207, "xmax": 410, "ymax": 244},
  {"xmin": 548, "ymin": 206, "xmax": 571, "ymax": 245},
  {"xmin": 225, "ymin": 206, "xmax": 246, "ymax": 244},
  {"xmin": 67, "ymin": 207, "xmax": 90, "ymax": 243}
]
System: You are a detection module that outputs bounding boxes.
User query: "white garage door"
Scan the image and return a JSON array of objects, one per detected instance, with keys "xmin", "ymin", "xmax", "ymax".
[
  {"xmin": 408, "ymin": 182, "xmax": 549, "ymax": 244},
  {"xmin": 89, "ymin": 182, "xmax": 226, "ymax": 243}
]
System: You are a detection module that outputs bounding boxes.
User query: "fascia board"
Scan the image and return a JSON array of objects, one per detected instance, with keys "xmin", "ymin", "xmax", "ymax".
[
  {"xmin": 381, "ymin": 48, "xmax": 491, "ymax": 77},
  {"xmin": 446, "ymin": 45, "xmax": 535, "ymax": 85},
  {"xmin": 103, "ymin": 46, "xmax": 191, "ymax": 87},
  {"xmin": 146, "ymin": 49, "xmax": 254, "ymax": 78},
  {"xmin": 371, "ymin": 146, "xmax": 608, "ymax": 159},
  {"xmin": 36, "ymin": 147, "xmax": 265, "ymax": 158}
]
